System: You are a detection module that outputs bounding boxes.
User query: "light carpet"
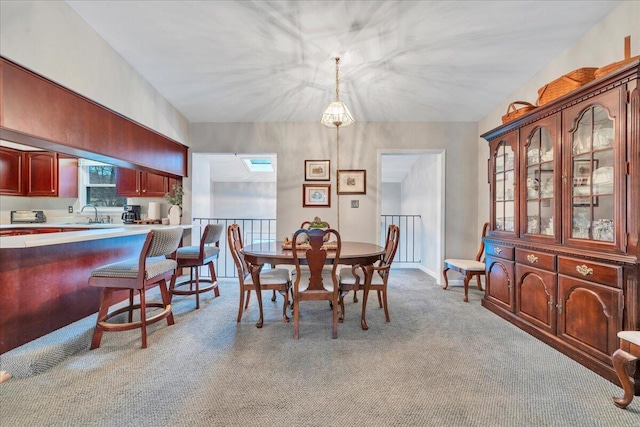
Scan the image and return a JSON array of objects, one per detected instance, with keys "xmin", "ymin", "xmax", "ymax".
[{"xmin": 0, "ymin": 269, "xmax": 638, "ymax": 426}]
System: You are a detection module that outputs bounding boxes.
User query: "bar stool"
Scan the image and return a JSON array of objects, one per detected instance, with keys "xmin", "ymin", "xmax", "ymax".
[
  {"xmin": 170, "ymin": 223, "xmax": 224, "ymax": 309},
  {"xmin": 89, "ymin": 227, "xmax": 184, "ymax": 349}
]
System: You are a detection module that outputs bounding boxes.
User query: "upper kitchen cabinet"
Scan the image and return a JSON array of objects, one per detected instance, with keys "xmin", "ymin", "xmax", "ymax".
[
  {"xmin": 0, "ymin": 148, "xmax": 78, "ymax": 197},
  {"xmin": 0, "ymin": 146, "xmax": 23, "ymax": 195},
  {"xmin": 115, "ymin": 168, "xmax": 170, "ymax": 197},
  {"xmin": 0, "ymin": 57, "xmax": 188, "ymax": 178}
]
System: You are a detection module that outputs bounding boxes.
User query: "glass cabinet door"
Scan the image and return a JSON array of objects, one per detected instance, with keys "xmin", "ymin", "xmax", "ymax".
[
  {"xmin": 570, "ymin": 105, "xmax": 615, "ymax": 242},
  {"xmin": 525, "ymin": 126, "xmax": 555, "ymax": 236},
  {"xmin": 494, "ymin": 142, "xmax": 515, "ymax": 232}
]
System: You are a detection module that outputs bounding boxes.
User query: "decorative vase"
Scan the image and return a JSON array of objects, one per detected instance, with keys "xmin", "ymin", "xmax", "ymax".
[{"xmin": 169, "ymin": 205, "xmax": 182, "ymax": 225}]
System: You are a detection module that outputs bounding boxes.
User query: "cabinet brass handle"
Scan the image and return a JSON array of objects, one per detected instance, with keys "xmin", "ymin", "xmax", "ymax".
[
  {"xmin": 576, "ymin": 264, "xmax": 593, "ymax": 276},
  {"xmin": 527, "ymin": 254, "xmax": 538, "ymax": 263},
  {"xmin": 556, "ymin": 303, "xmax": 562, "ymax": 314},
  {"xmin": 494, "ymin": 247, "xmax": 502, "ymax": 254}
]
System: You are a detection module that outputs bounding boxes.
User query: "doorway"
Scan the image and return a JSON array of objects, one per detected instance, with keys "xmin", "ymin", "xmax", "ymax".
[{"xmin": 379, "ymin": 150, "xmax": 445, "ymax": 284}]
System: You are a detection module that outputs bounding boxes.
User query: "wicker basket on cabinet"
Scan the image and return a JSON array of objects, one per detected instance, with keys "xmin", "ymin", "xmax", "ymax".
[
  {"xmin": 502, "ymin": 101, "xmax": 536, "ymax": 124},
  {"xmin": 536, "ymin": 67, "xmax": 598, "ymax": 106}
]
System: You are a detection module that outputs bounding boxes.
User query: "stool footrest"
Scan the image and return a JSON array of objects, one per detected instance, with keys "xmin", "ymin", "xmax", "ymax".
[
  {"xmin": 97, "ymin": 303, "xmax": 173, "ymax": 332},
  {"xmin": 170, "ymin": 278, "xmax": 217, "ymax": 295}
]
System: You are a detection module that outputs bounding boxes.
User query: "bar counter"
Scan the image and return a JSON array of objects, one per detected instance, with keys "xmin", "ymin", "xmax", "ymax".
[{"xmin": 0, "ymin": 223, "xmax": 194, "ymax": 353}]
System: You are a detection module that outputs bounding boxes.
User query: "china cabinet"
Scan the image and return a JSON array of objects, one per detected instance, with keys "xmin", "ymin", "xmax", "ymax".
[{"xmin": 481, "ymin": 60, "xmax": 639, "ymax": 389}]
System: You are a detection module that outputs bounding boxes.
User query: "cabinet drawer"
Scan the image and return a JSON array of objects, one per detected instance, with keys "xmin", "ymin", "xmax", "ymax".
[
  {"xmin": 485, "ymin": 242, "xmax": 514, "ymax": 260},
  {"xmin": 557, "ymin": 256, "xmax": 622, "ymax": 288},
  {"xmin": 516, "ymin": 249, "xmax": 556, "ymax": 271}
]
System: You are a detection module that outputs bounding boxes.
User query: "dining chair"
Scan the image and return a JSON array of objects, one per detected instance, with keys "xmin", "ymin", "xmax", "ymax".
[
  {"xmin": 442, "ymin": 222, "xmax": 490, "ymax": 302},
  {"xmin": 338, "ymin": 224, "xmax": 399, "ymax": 323},
  {"xmin": 227, "ymin": 223, "xmax": 291, "ymax": 323},
  {"xmin": 170, "ymin": 223, "xmax": 224, "ymax": 309},
  {"xmin": 291, "ymin": 227, "xmax": 342, "ymax": 339},
  {"xmin": 89, "ymin": 227, "xmax": 184, "ymax": 349},
  {"xmin": 612, "ymin": 330, "xmax": 640, "ymax": 409}
]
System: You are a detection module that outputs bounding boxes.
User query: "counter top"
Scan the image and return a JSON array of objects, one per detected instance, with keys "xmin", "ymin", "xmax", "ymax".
[{"xmin": 0, "ymin": 223, "xmax": 195, "ymax": 249}]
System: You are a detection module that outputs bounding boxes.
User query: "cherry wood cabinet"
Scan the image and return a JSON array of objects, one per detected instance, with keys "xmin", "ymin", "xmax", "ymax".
[
  {"xmin": 25, "ymin": 151, "xmax": 56, "ymax": 196},
  {"xmin": 0, "ymin": 146, "xmax": 23, "ymax": 195},
  {"xmin": 115, "ymin": 168, "xmax": 169, "ymax": 197},
  {"xmin": 481, "ymin": 60, "xmax": 639, "ymax": 388},
  {"xmin": 0, "ymin": 149, "xmax": 78, "ymax": 197}
]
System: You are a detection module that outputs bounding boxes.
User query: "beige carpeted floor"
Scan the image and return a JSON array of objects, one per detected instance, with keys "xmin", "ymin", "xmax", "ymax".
[{"xmin": 0, "ymin": 269, "xmax": 638, "ymax": 426}]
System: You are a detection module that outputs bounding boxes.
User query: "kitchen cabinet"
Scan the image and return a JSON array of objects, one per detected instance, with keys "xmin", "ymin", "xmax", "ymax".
[
  {"xmin": 0, "ymin": 146, "xmax": 23, "ymax": 195},
  {"xmin": 0, "ymin": 149, "xmax": 77, "ymax": 197},
  {"xmin": 115, "ymin": 168, "xmax": 170, "ymax": 197},
  {"xmin": 481, "ymin": 60, "xmax": 639, "ymax": 388},
  {"xmin": 26, "ymin": 151, "xmax": 57, "ymax": 196}
]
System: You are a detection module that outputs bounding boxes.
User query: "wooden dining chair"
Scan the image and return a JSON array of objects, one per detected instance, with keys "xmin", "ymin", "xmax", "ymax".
[
  {"xmin": 292, "ymin": 227, "xmax": 342, "ymax": 339},
  {"xmin": 89, "ymin": 227, "xmax": 184, "ymax": 349},
  {"xmin": 170, "ymin": 223, "xmax": 224, "ymax": 309},
  {"xmin": 338, "ymin": 224, "xmax": 399, "ymax": 323},
  {"xmin": 612, "ymin": 331, "xmax": 640, "ymax": 409},
  {"xmin": 442, "ymin": 222, "xmax": 490, "ymax": 302},
  {"xmin": 227, "ymin": 223, "xmax": 291, "ymax": 323}
]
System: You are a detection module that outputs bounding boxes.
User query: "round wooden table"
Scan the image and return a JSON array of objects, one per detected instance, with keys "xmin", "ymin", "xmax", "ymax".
[{"xmin": 242, "ymin": 241, "xmax": 385, "ymax": 330}]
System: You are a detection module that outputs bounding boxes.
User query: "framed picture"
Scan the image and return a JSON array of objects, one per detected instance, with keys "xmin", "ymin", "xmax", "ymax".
[
  {"xmin": 303, "ymin": 184, "xmax": 331, "ymax": 207},
  {"xmin": 337, "ymin": 169, "xmax": 366, "ymax": 195},
  {"xmin": 305, "ymin": 160, "xmax": 330, "ymax": 181}
]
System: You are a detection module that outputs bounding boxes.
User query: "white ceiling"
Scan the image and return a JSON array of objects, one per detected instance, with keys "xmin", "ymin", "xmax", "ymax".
[
  {"xmin": 66, "ymin": 0, "xmax": 620, "ymax": 124},
  {"xmin": 63, "ymin": 1, "xmax": 620, "ymax": 183}
]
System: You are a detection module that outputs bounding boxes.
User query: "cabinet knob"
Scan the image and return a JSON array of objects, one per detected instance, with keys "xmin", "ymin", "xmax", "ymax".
[
  {"xmin": 527, "ymin": 254, "xmax": 538, "ymax": 263},
  {"xmin": 556, "ymin": 303, "xmax": 562, "ymax": 314},
  {"xmin": 576, "ymin": 264, "xmax": 593, "ymax": 276},
  {"xmin": 494, "ymin": 247, "xmax": 502, "ymax": 254}
]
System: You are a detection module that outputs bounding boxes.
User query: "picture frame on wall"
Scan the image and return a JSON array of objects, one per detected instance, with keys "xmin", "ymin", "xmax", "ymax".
[
  {"xmin": 337, "ymin": 169, "xmax": 366, "ymax": 195},
  {"xmin": 303, "ymin": 184, "xmax": 331, "ymax": 207},
  {"xmin": 304, "ymin": 160, "xmax": 330, "ymax": 181}
]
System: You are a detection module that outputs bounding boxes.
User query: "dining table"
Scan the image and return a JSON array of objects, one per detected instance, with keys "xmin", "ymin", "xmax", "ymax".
[{"xmin": 241, "ymin": 240, "xmax": 385, "ymax": 330}]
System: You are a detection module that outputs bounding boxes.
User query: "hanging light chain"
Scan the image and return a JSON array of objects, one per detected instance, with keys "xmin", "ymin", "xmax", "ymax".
[{"xmin": 335, "ymin": 57, "xmax": 340, "ymax": 102}]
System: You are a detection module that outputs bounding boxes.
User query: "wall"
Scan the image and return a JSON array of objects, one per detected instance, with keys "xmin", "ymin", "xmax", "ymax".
[
  {"xmin": 381, "ymin": 183, "xmax": 401, "ymax": 215},
  {"xmin": 0, "ymin": 1, "xmax": 190, "ymax": 225},
  {"xmin": 476, "ymin": 1, "xmax": 640, "ymax": 239},
  {"xmin": 212, "ymin": 182, "xmax": 276, "ymax": 219},
  {"xmin": 190, "ymin": 121, "xmax": 479, "ymax": 260}
]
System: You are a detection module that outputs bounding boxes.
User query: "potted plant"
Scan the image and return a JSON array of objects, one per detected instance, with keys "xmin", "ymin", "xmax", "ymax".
[
  {"xmin": 307, "ymin": 216, "xmax": 330, "ymax": 241},
  {"xmin": 164, "ymin": 183, "xmax": 184, "ymax": 225}
]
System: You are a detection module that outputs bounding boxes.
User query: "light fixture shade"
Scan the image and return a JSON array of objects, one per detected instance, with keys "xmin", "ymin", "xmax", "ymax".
[{"xmin": 321, "ymin": 101, "xmax": 355, "ymax": 128}]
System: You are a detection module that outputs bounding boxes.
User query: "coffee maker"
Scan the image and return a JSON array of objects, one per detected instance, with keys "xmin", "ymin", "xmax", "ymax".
[{"xmin": 121, "ymin": 205, "xmax": 141, "ymax": 224}]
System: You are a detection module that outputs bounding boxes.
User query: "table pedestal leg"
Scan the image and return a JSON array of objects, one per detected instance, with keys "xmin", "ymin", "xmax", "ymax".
[
  {"xmin": 360, "ymin": 263, "xmax": 374, "ymax": 330},
  {"xmin": 249, "ymin": 263, "xmax": 264, "ymax": 328}
]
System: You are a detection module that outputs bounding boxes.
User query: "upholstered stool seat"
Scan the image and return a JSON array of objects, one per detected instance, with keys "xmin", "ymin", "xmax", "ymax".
[
  {"xmin": 89, "ymin": 227, "xmax": 183, "ymax": 349},
  {"xmin": 170, "ymin": 224, "xmax": 224, "ymax": 309},
  {"xmin": 612, "ymin": 331, "xmax": 640, "ymax": 409}
]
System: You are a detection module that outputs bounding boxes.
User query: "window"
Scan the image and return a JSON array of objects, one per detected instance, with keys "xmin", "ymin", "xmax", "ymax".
[{"xmin": 79, "ymin": 159, "xmax": 126, "ymax": 209}]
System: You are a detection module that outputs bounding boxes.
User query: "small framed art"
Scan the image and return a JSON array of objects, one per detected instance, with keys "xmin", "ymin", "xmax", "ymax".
[
  {"xmin": 337, "ymin": 169, "xmax": 366, "ymax": 195},
  {"xmin": 303, "ymin": 184, "xmax": 331, "ymax": 207},
  {"xmin": 305, "ymin": 160, "xmax": 330, "ymax": 181}
]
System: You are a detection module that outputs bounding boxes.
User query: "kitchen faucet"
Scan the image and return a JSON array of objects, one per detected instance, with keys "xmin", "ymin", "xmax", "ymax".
[{"xmin": 80, "ymin": 204, "xmax": 99, "ymax": 223}]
